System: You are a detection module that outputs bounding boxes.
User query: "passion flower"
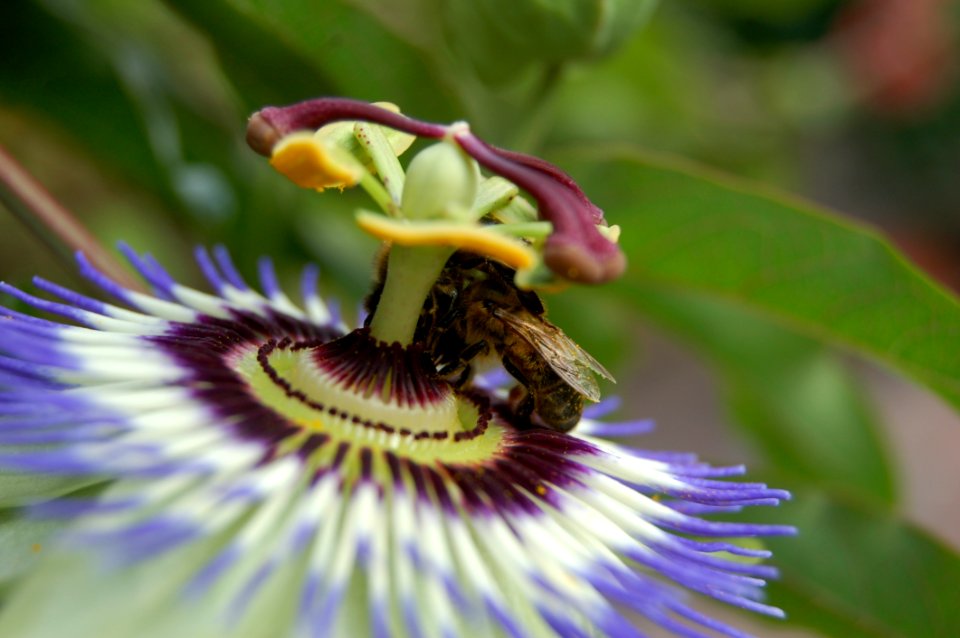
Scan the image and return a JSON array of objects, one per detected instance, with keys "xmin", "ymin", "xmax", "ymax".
[{"xmin": 0, "ymin": 98, "xmax": 794, "ymax": 638}]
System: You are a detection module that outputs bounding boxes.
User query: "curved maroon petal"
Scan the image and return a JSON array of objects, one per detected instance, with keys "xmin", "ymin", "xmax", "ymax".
[{"xmin": 246, "ymin": 97, "xmax": 448, "ymax": 157}]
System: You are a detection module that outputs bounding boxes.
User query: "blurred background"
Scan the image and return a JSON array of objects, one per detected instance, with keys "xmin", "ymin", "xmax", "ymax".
[{"xmin": 1, "ymin": 0, "xmax": 959, "ymax": 636}]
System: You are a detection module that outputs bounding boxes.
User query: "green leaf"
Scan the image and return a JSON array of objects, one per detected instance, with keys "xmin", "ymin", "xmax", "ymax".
[
  {"xmin": 338, "ymin": 0, "xmax": 446, "ymax": 53},
  {"xmin": 0, "ymin": 0, "xmax": 248, "ymax": 221},
  {"xmin": 208, "ymin": 0, "xmax": 458, "ymax": 121},
  {"xmin": 634, "ymin": 287, "xmax": 896, "ymax": 504},
  {"xmin": 2, "ymin": 0, "xmax": 349, "ymax": 283},
  {"xmin": 565, "ymin": 147, "xmax": 960, "ymax": 413},
  {"xmin": 754, "ymin": 489, "xmax": 960, "ymax": 637},
  {"xmin": 161, "ymin": 0, "xmax": 339, "ymax": 109},
  {"xmin": 0, "ymin": 2, "xmax": 164, "ymax": 192}
]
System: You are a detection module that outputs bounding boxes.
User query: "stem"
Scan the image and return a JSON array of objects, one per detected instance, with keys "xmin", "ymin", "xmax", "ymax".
[
  {"xmin": 368, "ymin": 246, "xmax": 453, "ymax": 345},
  {"xmin": 0, "ymin": 145, "xmax": 144, "ymax": 292}
]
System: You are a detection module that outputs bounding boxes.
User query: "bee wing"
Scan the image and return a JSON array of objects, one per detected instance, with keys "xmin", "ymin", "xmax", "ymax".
[{"xmin": 494, "ymin": 309, "xmax": 614, "ymax": 402}]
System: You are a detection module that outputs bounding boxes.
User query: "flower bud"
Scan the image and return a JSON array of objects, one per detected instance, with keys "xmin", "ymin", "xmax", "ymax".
[
  {"xmin": 400, "ymin": 140, "xmax": 479, "ymax": 220},
  {"xmin": 443, "ymin": 0, "xmax": 659, "ymax": 84}
]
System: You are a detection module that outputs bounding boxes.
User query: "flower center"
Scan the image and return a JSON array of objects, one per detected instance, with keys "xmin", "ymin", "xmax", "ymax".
[{"xmin": 233, "ymin": 328, "xmax": 502, "ymax": 462}]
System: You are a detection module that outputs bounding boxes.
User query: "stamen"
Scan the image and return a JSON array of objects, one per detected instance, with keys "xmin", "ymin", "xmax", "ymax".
[
  {"xmin": 269, "ymin": 133, "xmax": 364, "ymax": 190},
  {"xmin": 247, "ymin": 97, "xmax": 626, "ymax": 283},
  {"xmin": 355, "ymin": 212, "xmax": 536, "ymax": 272},
  {"xmin": 453, "ymin": 133, "xmax": 626, "ymax": 284}
]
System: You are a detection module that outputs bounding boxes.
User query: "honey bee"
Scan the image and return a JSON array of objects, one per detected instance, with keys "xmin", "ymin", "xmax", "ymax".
[{"xmin": 366, "ymin": 251, "xmax": 613, "ymax": 431}]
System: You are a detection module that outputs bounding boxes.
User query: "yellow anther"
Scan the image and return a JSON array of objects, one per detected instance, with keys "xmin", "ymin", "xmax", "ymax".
[
  {"xmin": 269, "ymin": 132, "xmax": 364, "ymax": 191},
  {"xmin": 356, "ymin": 212, "xmax": 537, "ymax": 271}
]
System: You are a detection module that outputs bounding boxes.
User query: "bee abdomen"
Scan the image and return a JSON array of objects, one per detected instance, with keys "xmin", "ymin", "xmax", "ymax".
[{"xmin": 533, "ymin": 384, "xmax": 584, "ymax": 432}]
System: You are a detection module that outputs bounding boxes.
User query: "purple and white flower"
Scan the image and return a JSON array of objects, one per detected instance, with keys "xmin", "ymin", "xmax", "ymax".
[{"xmin": 0, "ymin": 98, "xmax": 794, "ymax": 638}]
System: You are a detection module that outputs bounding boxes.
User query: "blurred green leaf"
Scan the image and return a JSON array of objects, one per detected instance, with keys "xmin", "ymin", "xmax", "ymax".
[
  {"xmin": 1, "ymin": 0, "xmax": 244, "ymax": 220},
  {"xmin": 543, "ymin": 289, "xmax": 640, "ymax": 378},
  {"xmin": 636, "ymin": 287, "xmax": 896, "ymax": 504},
  {"xmin": 339, "ymin": 0, "xmax": 445, "ymax": 53},
  {"xmin": 201, "ymin": 0, "xmax": 458, "ymax": 121},
  {"xmin": 565, "ymin": 147, "xmax": 960, "ymax": 414},
  {"xmin": 1, "ymin": 0, "xmax": 349, "ymax": 280},
  {"xmin": 755, "ymin": 489, "xmax": 960, "ymax": 637},
  {"xmin": 0, "ymin": 2, "xmax": 165, "ymax": 192},
  {"xmin": 161, "ymin": 0, "xmax": 337, "ymax": 110}
]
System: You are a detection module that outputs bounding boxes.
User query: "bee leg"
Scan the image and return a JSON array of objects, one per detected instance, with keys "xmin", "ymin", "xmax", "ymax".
[
  {"xmin": 500, "ymin": 357, "xmax": 537, "ymax": 428},
  {"xmin": 500, "ymin": 356, "xmax": 529, "ymax": 387},
  {"xmin": 511, "ymin": 387, "xmax": 535, "ymax": 417},
  {"xmin": 506, "ymin": 385, "xmax": 538, "ymax": 431},
  {"xmin": 451, "ymin": 341, "xmax": 486, "ymax": 377},
  {"xmin": 458, "ymin": 340, "xmax": 487, "ymax": 363},
  {"xmin": 437, "ymin": 341, "xmax": 485, "ymax": 387},
  {"xmin": 451, "ymin": 363, "xmax": 473, "ymax": 387}
]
